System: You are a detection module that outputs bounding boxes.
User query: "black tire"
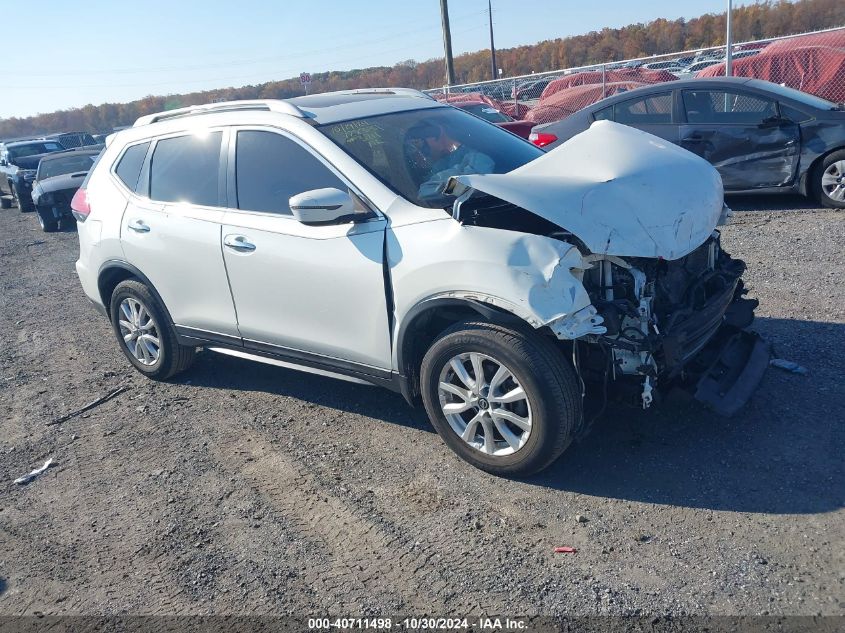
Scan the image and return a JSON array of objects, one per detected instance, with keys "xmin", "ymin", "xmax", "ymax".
[
  {"xmin": 109, "ymin": 279, "xmax": 195, "ymax": 380},
  {"xmin": 812, "ymin": 149, "xmax": 845, "ymax": 209},
  {"xmin": 11, "ymin": 184, "xmax": 32, "ymax": 212},
  {"xmin": 35, "ymin": 207, "xmax": 58, "ymax": 232},
  {"xmin": 9, "ymin": 183, "xmax": 20, "ymax": 209},
  {"xmin": 420, "ymin": 320, "xmax": 581, "ymax": 477}
]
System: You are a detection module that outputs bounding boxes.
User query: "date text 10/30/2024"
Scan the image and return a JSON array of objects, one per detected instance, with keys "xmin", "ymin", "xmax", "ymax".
[{"xmin": 308, "ymin": 617, "xmax": 528, "ymax": 630}]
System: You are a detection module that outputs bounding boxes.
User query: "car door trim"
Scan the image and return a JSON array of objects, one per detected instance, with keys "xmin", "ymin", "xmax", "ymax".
[{"xmin": 172, "ymin": 325, "xmax": 400, "ymax": 390}]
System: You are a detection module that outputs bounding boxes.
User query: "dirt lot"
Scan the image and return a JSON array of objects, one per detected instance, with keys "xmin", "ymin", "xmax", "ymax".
[{"xmin": 0, "ymin": 195, "xmax": 843, "ymax": 618}]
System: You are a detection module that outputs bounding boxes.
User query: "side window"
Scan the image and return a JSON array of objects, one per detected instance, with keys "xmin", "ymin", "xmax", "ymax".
[
  {"xmin": 149, "ymin": 132, "xmax": 222, "ymax": 207},
  {"xmin": 114, "ymin": 142, "xmax": 150, "ymax": 192},
  {"xmin": 235, "ymin": 130, "xmax": 346, "ymax": 215},
  {"xmin": 593, "ymin": 106, "xmax": 613, "ymax": 121},
  {"xmin": 683, "ymin": 90, "xmax": 777, "ymax": 125},
  {"xmin": 613, "ymin": 92, "xmax": 672, "ymax": 124}
]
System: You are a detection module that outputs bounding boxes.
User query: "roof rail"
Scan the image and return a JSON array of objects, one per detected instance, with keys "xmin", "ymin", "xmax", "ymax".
[
  {"xmin": 337, "ymin": 88, "xmax": 435, "ymax": 100},
  {"xmin": 133, "ymin": 99, "xmax": 310, "ymax": 127}
]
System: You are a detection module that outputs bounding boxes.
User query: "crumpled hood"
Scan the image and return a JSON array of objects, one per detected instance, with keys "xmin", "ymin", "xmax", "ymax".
[{"xmin": 453, "ymin": 120, "xmax": 725, "ymax": 260}]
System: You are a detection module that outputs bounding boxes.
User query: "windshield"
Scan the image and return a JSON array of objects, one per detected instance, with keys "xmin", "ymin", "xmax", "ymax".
[
  {"xmin": 752, "ymin": 80, "xmax": 839, "ymax": 110},
  {"xmin": 37, "ymin": 153, "xmax": 98, "ymax": 180},
  {"xmin": 461, "ymin": 103, "xmax": 513, "ymax": 123},
  {"xmin": 8, "ymin": 142, "xmax": 63, "ymax": 161},
  {"xmin": 319, "ymin": 107, "xmax": 542, "ymax": 208}
]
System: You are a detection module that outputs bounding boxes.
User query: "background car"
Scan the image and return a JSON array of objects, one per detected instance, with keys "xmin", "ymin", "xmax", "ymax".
[
  {"xmin": 452, "ymin": 100, "xmax": 534, "ymax": 138},
  {"xmin": 31, "ymin": 147, "xmax": 101, "ymax": 231},
  {"xmin": 46, "ymin": 131, "xmax": 99, "ymax": 149},
  {"xmin": 530, "ymin": 77, "xmax": 845, "ymax": 207},
  {"xmin": 0, "ymin": 139, "xmax": 66, "ymax": 210},
  {"xmin": 511, "ymin": 77, "xmax": 555, "ymax": 101}
]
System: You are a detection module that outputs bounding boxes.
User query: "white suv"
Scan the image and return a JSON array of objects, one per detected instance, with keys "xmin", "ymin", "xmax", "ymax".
[{"xmin": 73, "ymin": 89, "xmax": 769, "ymax": 476}]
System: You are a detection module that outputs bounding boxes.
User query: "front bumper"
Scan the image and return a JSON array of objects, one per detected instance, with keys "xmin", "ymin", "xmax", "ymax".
[{"xmin": 692, "ymin": 327, "xmax": 771, "ymax": 416}]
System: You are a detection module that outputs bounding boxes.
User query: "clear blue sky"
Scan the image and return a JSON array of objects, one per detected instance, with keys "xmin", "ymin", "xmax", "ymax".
[{"xmin": 2, "ymin": 0, "xmax": 751, "ymax": 119}]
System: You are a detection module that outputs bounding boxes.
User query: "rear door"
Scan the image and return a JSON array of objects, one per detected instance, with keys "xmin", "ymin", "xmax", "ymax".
[
  {"xmin": 118, "ymin": 129, "xmax": 239, "ymax": 339},
  {"xmin": 594, "ymin": 90, "xmax": 679, "ymax": 143},
  {"xmin": 220, "ymin": 127, "xmax": 391, "ymax": 371},
  {"xmin": 679, "ymin": 88, "xmax": 800, "ymax": 189}
]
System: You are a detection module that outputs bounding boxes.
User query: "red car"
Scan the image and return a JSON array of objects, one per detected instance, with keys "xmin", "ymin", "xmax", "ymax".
[{"xmin": 453, "ymin": 101, "xmax": 534, "ymax": 139}]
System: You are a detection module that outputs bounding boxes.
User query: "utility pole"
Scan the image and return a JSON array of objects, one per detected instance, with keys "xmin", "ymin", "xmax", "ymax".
[
  {"xmin": 440, "ymin": 0, "xmax": 456, "ymax": 86},
  {"xmin": 725, "ymin": 0, "xmax": 733, "ymax": 76},
  {"xmin": 488, "ymin": 0, "xmax": 497, "ymax": 81}
]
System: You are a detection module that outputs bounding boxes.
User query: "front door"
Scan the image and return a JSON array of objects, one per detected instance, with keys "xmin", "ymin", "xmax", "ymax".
[
  {"xmin": 220, "ymin": 128, "xmax": 391, "ymax": 371},
  {"xmin": 679, "ymin": 88, "xmax": 800, "ymax": 190}
]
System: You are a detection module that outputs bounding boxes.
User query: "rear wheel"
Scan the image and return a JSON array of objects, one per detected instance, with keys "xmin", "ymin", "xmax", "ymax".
[
  {"xmin": 420, "ymin": 321, "xmax": 581, "ymax": 477},
  {"xmin": 813, "ymin": 150, "xmax": 845, "ymax": 209},
  {"xmin": 109, "ymin": 279, "xmax": 195, "ymax": 380}
]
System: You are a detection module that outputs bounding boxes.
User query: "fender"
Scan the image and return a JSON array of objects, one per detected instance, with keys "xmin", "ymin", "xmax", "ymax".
[
  {"xmin": 96, "ymin": 259, "xmax": 177, "ymax": 327},
  {"xmin": 393, "ymin": 293, "xmax": 528, "ymax": 376}
]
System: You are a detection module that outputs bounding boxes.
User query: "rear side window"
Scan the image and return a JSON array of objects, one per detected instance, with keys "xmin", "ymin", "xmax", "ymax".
[
  {"xmin": 115, "ymin": 142, "xmax": 150, "ymax": 192},
  {"xmin": 235, "ymin": 130, "xmax": 345, "ymax": 215},
  {"xmin": 149, "ymin": 132, "xmax": 222, "ymax": 206},
  {"xmin": 613, "ymin": 92, "xmax": 672, "ymax": 124}
]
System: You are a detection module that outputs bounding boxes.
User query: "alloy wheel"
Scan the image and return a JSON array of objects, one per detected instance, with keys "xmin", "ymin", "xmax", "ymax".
[
  {"xmin": 821, "ymin": 160, "xmax": 845, "ymax": 202},
  {"xmin": 117, "ymin": 297, "xmax": 161, "ymax": 365},
  {"xmin": 437, "ymin": 352, "xmax": 532, "ymax": 456}
]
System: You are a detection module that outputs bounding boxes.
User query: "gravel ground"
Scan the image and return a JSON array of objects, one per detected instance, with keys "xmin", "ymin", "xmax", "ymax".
[{"xmin": 0, "ymin": 195, "xmax": 842, "ymax": 618}]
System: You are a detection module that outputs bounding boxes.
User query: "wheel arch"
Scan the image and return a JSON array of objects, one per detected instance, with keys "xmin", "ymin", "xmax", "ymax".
[
  {"xmin": 395, "ymin": 296, "xmax": 538, "ymax": 401},
  {"xmin": 97, "ymin": 260, "xmax": 176, "ymax": 326},
  {"xmin": 800, "ymin": 146, "xmax": 845, "ymax": 196}
]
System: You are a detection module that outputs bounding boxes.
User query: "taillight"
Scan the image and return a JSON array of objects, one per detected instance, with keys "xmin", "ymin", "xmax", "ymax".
[
  {"xmin": 70, "ymin": 188, "xmax": 91, "ymax": 222},
  {"xmin": 529, "ymin": 132, "xmax": 558, "ymax": 148}
]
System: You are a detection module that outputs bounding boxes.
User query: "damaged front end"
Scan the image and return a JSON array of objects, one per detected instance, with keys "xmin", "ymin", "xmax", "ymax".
[
  {"xmin": 446, "ymin": 120, "xmax": 770, "ymax": 416},
  {"xmin": 577, "ymin": 234, "xmax": 770, "ymax": 415}
]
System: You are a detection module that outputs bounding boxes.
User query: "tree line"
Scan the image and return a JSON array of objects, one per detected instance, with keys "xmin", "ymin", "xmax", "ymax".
[{"xmin": 1, "ymin": 0, "xmax": 843, "ymax": 138}]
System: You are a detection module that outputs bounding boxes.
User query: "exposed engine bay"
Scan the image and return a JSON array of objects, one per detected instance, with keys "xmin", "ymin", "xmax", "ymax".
[{"xmin": 457, "ymin": 193, "xmax": 770, "ymax": 417}]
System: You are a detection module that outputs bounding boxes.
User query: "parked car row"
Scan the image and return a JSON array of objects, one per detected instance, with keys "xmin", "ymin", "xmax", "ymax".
[
  {"xmin": 0, "ymin": 132, "xmax": 102, "ymax": 231},
  {"xmin": 625, "ymin": 48, "xmax": 763, "ymax": 78}
]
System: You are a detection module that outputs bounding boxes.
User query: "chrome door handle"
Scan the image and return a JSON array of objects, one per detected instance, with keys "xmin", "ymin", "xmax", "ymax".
[
  {"xmin": 127, "ymin": 219, "xmax": 150, "ymax": 233},
  {"xmin": 223, "ymin": 234, "xmax": 256, "ymax": 252}
]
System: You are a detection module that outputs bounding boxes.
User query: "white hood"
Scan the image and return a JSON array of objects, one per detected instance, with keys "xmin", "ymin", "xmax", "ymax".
[{"xmin": 453, "ymin": 120, "xmax": 725, "ymax": 260}]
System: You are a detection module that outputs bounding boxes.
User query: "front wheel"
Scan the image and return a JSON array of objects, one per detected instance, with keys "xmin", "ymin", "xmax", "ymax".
[
  {"xmin": 813, "ymin": 150, "xmax": 845, "ymax": 209},
  {"xmin": 420, "ymin": 321, "xmax": 582, "ymax": 477},
  {"xmin": 35, "ymin": 207, "xmax": 58, "ymax": 232},
  {"xmin": 109, "ymin": 279, "xmax": 195, "ymax": 380}
]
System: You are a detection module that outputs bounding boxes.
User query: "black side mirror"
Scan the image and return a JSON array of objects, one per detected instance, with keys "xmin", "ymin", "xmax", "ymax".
[{"xmin": 760, "ymin": 115, "xmax": 789, "ymax": 127}]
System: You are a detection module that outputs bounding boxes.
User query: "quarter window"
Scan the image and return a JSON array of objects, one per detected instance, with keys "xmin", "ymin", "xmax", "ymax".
[
  {"xmin": 149, "ymin": 132, "xmax": 222, "ymax": 206},
  {"xmin": 115, "ymin": 142, "xmax": 150, "ymax": 192},
  {"xmin": 235, "ymin": 130, "xmax": 345, "ymax": 215},
  {"xmin": 779, "ymin": 104, "xmax": 812, "ymax": 123},
  {"xmin": 683, "ymin": 90, "xmax": 777, "ymax": 125}
]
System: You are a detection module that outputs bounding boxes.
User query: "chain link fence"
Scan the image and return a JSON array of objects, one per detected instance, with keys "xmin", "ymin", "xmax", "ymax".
[{"xmin": 425, "ymin": 26, "xmax": 845, "ymax": 127}]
